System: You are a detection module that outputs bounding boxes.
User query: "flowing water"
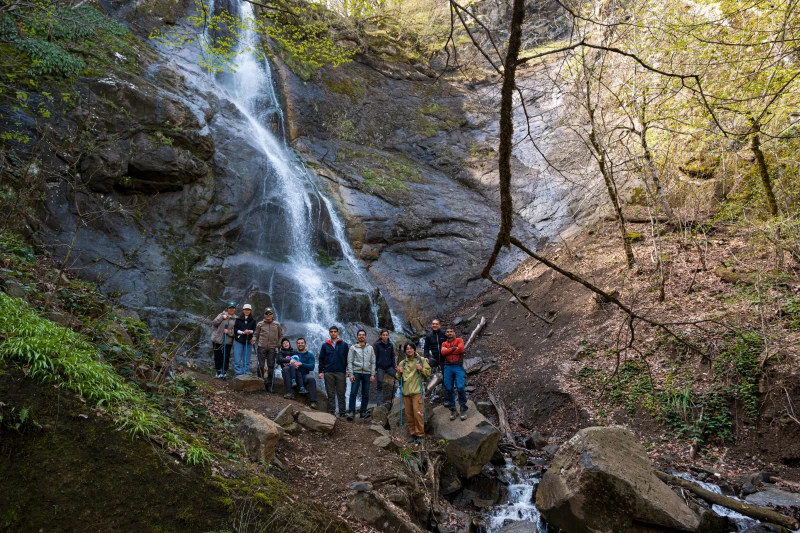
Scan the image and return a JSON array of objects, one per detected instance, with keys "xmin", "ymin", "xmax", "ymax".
[
  {"xmin": 158, "ymin": 0, "xmax": 394, "ymax": 352},
  {"xmin": 480, "ymin": 466, "xmax": 799, "ymax": 533},
  {"xmin": 481, "ymin": 461, "xmax": 546, "ymax": 533}
]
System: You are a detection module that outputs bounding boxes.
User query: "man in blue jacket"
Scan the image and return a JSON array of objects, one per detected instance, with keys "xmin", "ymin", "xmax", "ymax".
[
  {"xmin": 288, "ymin": 338, "xmax": 318, "ymax": 409},
  {"xmin": 318, "ymin": 326, "xmax": 349, "ymax": 417}
]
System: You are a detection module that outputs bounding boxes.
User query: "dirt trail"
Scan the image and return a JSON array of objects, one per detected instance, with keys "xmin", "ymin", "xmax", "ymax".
[{"xmin": 189, "ymin": 371, "xmax": 405, "ymax": 530}]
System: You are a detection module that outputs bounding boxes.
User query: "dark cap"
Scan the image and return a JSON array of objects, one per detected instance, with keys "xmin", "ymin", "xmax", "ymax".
[
  {"xmin": 264, "ymin": 308, "xmax": 275, "ymax": 315},
  {"xmin": 227, "ymin": 302, "xmax": 236, "ymax": 308}
]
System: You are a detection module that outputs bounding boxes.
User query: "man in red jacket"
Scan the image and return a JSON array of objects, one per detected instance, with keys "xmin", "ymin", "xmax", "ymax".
[{"xmin": 440, "ymin": 326, "xmax": 468, "ymax": 421}]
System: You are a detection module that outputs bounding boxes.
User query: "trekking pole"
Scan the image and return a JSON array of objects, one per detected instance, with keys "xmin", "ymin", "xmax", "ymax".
[
  {"xmin": 418, "ymin": 372, "xmax": 427, "ymax": 424},
  {"xmin": 221, "ymin": 341, "xmax": 228, "ymax": 380},
  {"xmin": 244, "ymin": 341, "xmax": 250, "ymax": 375},
  {"xmin": 398, "ymin": 375, "xmax": 404, "ymax": 426}
]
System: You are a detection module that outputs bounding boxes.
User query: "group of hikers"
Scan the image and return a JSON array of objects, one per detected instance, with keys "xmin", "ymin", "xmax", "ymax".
[{"xmin": 211, "ymin": 305, "xmax": 469, "ymax": 443}]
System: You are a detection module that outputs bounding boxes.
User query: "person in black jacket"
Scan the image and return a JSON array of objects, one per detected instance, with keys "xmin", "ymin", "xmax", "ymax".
[
  {"xmin": 318, "ymin": 325, "xmax": 349, "ymax": 417},
  {"xmin": 373, "ymin": 329, "xmax": 397, "ymax": 406},
  {"xmin": 233, "ymin": 303, "xmax": 256, "ymax": 376},
  {"xmin": 424, "ymin": 319, "xmax": 447, "ymax": 369}
]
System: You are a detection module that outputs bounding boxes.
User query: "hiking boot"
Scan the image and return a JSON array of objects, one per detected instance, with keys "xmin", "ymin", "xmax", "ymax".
[
  {"xmin": 299, "ymin": 387, "xmax": 308, "ymax": 395},
  {"xmin": 310, "ymin": 402, "xmax": 317, "ymax": 410},
  {"xmin": 339, "ymin": 412, "xmax": 347, "ymax": 418},
  {"xmin": 449, "ymin": 408, "xmax": 457, "ymax": 421},
  {"xmin": 346, "ymin": 413, "xmax": 354, "ymax": 421},
  {"xmin": 408, "ymin": 436, "xmax": 417, "ymax": 443},
  {"xmin": 460, "ymin": 406, "xmax": 468, "ymax": 421},
  {"xmin": 283, "ymin": 393, "xmax": 294, "ymax": 400},
  {"xmin": 361, "ymin": 412, "xmax": 372, "ymax": 420},
  {"xmin": 416, "ymin": 436, "xmax": 425, "ymax": 444}
]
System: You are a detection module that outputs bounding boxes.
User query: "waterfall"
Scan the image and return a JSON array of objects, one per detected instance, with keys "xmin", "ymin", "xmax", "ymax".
[{"xmin": 157, "ymin": 0, "xmax": 396, "ymax": 350}]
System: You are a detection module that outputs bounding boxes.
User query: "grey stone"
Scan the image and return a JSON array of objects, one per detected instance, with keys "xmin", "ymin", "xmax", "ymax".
[
  {"xmin": 297, "ymin": 411, "xmax": 336, "ymax": 433},
  {"xmin": 349, "ymin": 481, "xmax": 373, "ymax": 492},
  {"xmin": 386, "ymin": 488, "xmax": 410, "ymax": 508},
  {"xmin": 475, "ymin": 401, "xmax": 497, "ymax": 418},
  {"xmin": 745, "ymin": 486, "xmax": 800, "ymax": 508},
  {"xmin": 369, "ymin": 424, "xmax": 390, "ymax": 438},
  {"xmin": 541, "ymin": 445, "xmax": 560, "ymax": 457},
  {"xmin": 373, "ymin": 435, "xmax": 398, "ymax": 453},
  {"xmin": 524, "ymin": 431, "xmax": 547, "ymax": 450},
  {"xmin": 347, "ymin": 490, "xmax": 425, "ymax": 533},
  {"xmin": 4, "ymin": 280, "xmax": 26, "ymax": 298},
  {"xmin": 48, "ymin": 311, "xmax": 72, "ymax": 327},
  {"xmin": 282, "ymin": 422, "xmax": 302, "ymax": 435},
  {"xmin": 231, "ymin": 375, "xmax": 266, "ymax": 392},
  {"xmin": 372, "ymin": 405, "xmax": 389, "ymax": 428},
  {"xmin": 498, "ymin": 521, "xmax": 538, "ymax": 533},
  {"xmin": 274, "ymin": 404, "xmax": 299, "ymax": 426},
  {"xmin": 440, "ymin": 464, "xmax": 462, "ymax": 496},
  {"xmin": 536, "ymin": 426, "xmax": 704, "ymax": 533},
  {"xmin": 429, "ymin": 400, "xmax": 501, "ymax": 478},
  {"xmin": 234, "ymin": 409, "xmax": 280, "ymax": 463},
  {"xmin": 462, "ymin": 474, "xmax": 504, "ymax": 505},
  {"xmin": 490, "ymin": 449, "xmax": 507, "ymax": 466},
  {"xmin": 511, "ymin": 450, "xmax": 527, "ymax": 466}
]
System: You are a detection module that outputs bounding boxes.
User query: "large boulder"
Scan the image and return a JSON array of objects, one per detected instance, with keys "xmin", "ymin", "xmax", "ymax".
[
  {"xmin": 429, "ymin": 400, "xmax": 500, "ymax": 478},
  {"xmin": 234, "ymin": 409, "xmax": 281, "ymax": 463},
  {"xmin": 347, "ymin": 490, "xmax": 425, "ymax": 533},
  {"xmin": 536, "ymin": 426, "xmax": 708, "ymax": 533},
  {"xmin": 230, "ymin": 375, "xmax": 265, "ymax": 392},
  {"xmin": 297, "ymin": 411, "xmax": 337, "ymax": 433}
]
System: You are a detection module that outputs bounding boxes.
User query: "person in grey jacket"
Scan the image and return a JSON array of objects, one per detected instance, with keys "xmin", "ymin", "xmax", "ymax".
[
  {"xmin": 211, "ymin": 302, "xmax": 236, "ymax": 378},
  {"xmin": 346, "ymin": 329, "xmax": 376, "ymax": 420}
]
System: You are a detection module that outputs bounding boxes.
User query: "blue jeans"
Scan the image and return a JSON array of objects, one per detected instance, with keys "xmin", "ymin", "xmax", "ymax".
[
  {"xmin": 348, "ymin": 373, "xmax": 371, "ymax": 416},
  {"xmin": 443, "ymin": 364, "xmax": 467, "ymax": 409},
  {"xmin": 233, "ymin": 342, "xmax": 252, "ymax": 376}
]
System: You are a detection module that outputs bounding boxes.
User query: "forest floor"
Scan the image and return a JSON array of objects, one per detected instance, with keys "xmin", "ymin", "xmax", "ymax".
[{"xmin": 442, "ymin": 212, "xmax": 800, "ymax": 485}]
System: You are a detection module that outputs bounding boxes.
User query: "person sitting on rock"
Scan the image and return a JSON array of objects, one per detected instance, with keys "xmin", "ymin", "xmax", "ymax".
[
  {"xmin": 233, "ymin": 304, "xmax": 256, "ymax": 376},
  {"xmin": 440, "ymin": 326, "xmax": 467, "ymax": 421},
  {"xmin": 252, "ymin": 307, "xmax": 283, "ymax": 392},
  {"xmin": 211, "ymin": 302, "xmax": 236, "ymax": 378},
  {"xmin": 318, "ymin": 326, "xmax": 349, "ymax": 417},
  {"xmin": 277, "ymin": 338, "xmax": 296, "ymax": 399},
  {"xmin": 395, "ymin": 342, "xmax": 431, "ymax": 444},
  {"xmin": 292, "ymin": 338, "xmax": 317, "ymax": 409},
  {"xmin": 346, "ymin": 329, "xmax": 376, "ymax": 421},
  {"xmin": 373, "ymin": 329, "xmax": 397, "ymax": 406}
]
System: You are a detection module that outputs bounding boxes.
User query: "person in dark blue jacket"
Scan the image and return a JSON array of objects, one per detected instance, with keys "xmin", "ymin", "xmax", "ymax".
[
  {"xmin": 286, "ymin": 338, "xmax": 318, "ymax": 409},
  {"xmin": 373, "ymin": 330, "xmax": 397, "ymax": 406},
  {"xmin": 318, "ymin": 326, "xmax": 349, "ymax": 416}
]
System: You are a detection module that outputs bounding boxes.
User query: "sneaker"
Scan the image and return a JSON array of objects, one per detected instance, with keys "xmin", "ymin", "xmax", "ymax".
[
  {"xmin": 283, "ymin": 393, "xmax": 294, "ymax": 400},
  {"xmin": 339, "ymin": 412, "xmax": 347, "ymax": 418},
  {"xmin": 362, "ymin": 412, "xmax": 372, "ymax": 420},
  {"xmin": 449, "ymin": 408, "xmax": 457, "ymax": 421},
  {"xmin": 408, "ymin": 436, "xmax": 417, "ymax": 443},
  {"xmin": 299, "ymin": 387, "xmax": 308, "ymax": 395},
  {"xmin": 346, "ymin": 413, "xmax": 354, "ymax": 421},
  {"xmin": 310, "ymin": 402, "xmax": 317, "ymax": 409},
  {"xmin": 214, "ymin": 371, "xmax": 221, "ymax": 379},
  {"xmin": 416, "ymin": 436, "xmax": 425, "ymax": 444}
]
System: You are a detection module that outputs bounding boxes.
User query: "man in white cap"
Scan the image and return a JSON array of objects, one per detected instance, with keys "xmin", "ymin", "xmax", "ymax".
[{"xmin": 233, "ymin": 304, "xmax": 256, "ymax": 375}]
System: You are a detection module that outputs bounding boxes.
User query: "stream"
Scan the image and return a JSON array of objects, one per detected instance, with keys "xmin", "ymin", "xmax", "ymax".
[{"xmin": 478, "ymin": 464, "xmax": 799, "ymax": 533}]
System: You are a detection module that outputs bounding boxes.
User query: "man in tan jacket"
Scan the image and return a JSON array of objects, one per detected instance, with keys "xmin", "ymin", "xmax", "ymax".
[{"xmin": 252, "ymin": 307, "xmax": 283, "ymax": 392}]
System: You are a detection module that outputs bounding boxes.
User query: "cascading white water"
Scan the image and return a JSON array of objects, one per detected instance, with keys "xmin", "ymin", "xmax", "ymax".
[
  {"xmin": 483, "ymin": 461, "xmax": 545, "ymax": 532},
  {"xmin": 189, "ymin": 0, "xmax": 392, "ymax": 347}
]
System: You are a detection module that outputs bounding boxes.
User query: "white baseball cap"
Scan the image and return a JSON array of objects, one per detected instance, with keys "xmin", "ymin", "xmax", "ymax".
[{"xmin": 243, "ymin": 303, "xmax": 252, "ymax": 310}]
